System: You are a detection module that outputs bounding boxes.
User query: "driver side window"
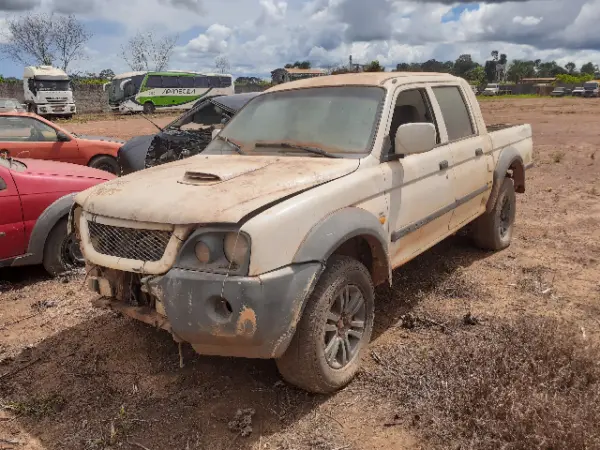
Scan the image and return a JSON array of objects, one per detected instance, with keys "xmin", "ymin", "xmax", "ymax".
[
  {"xmin": 388, "ymin": 88, "xmax": 440, "ymax": 152},
  {"xmin": 0, "ymin": 117, "xmax": 58, "ymax": 142}
]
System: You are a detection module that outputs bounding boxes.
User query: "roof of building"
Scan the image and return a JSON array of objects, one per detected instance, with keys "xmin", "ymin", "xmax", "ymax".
[
  {"xmin": 266, "ymin": 71, "xmax": 458, "ymax": 92},
  {"xmin": 272, "ymin": 68, "xmax": 326, "ymax": 75},
  {"xmin": 521, "ymin": 77, "xmax": 557, "ymax": 82}
]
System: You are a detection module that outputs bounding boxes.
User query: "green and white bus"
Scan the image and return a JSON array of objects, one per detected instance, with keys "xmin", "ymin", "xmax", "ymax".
[{"xmin": 107, "ymin": 70, "xmax": 234, "ymax": 114}]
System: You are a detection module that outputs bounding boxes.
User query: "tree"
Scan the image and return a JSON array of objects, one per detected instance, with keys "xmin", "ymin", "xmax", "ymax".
[
  {"xmin": 507, "ymin": 60, "xmax": 536, "ymax": 83},
  {"xmin": 581, "ymin": 62, "xmax": 596, "ymax": 75},
  {"xmin": 453, "ymin": 54, "xmax": 478, "ymax": 78},
  {"xmin": 215, "ymin": 55, "xmax": 230, "ymax": 74},
  {"xmin": 285, "ymin": 61, "xmax": 311, "ymax": 69},
  {"xmin": 99, "ymin": 69, "xmax": 115, "ymax": 80},
  {"xmin": 491, "ymin": 50, "xmax": 499, "ymax": 61},
  {"xmin": 565, "ymin": 62, "xmax": 577, "ymax": 74},
  {"xmin": 484, "ymin": 60, "xmax": 497, "ymax": 83},
  {"xmin": 466, "ymin": 66, "xmax": 486, "ymax": 86},
  {"xmin": 364, "ymin": 60, "xmax": 385, "ymax": 72},
  {"xmin": 120, "ymin": 31, "xmax": 178, "ymax": 72},
  {"xmin": 2, "ymin": 13, "xmax": 91, "ymax": 71}
]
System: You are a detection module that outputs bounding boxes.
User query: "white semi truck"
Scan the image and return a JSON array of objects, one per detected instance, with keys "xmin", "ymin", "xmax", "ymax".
[{"xmin": 23, "ymin": 65, "xmax": 77, "ymax": 118}]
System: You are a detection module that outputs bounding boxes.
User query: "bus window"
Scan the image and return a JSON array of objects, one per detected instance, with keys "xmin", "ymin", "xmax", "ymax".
[
  {"xmin": 146, "ymin": 75, "xmax": 163, "ymax": 88},
  {"xmin": 219, "ymin": 76, "xmax": 232, "ymax": 87},
  {"xmin": 179, "ymin": 77, "xmax": 195, "ymax": 88},
  {"xmin": 162, "ymin": 76, "xmax": 180, "ymax": 89},
  {"xmin": 208, "ymin": 76, "xmax": 221, "ymax": 88},
  {"xmin": 194, "ymin": 76, "xmax": 209, "ymax": 88}
]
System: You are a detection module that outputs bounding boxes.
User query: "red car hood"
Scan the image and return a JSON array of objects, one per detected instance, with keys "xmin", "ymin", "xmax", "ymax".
[
  {"xmin": 20, "ymin": 158, "xmax": 113, "ymax": 180},
  {"xmin": 10, "ymin": 158, "xmax": 115, "ymax": 195}
]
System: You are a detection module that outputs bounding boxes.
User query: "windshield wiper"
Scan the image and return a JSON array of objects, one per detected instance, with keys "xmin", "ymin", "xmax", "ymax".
[
  {"xmin": 255, "ymin": 142, "xmax": 339, "ymax": 158},
  {"xmin": 215, "ymin": 135, "xmax": 245, "ymax": 155}
]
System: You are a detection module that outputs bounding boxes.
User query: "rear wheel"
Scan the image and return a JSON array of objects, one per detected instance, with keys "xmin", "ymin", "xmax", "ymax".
[
  {"xmin": 89, "ymin": 155, "xmax": 119, "ymax": 175},
  {"xmin": 43, "ymin": 218, "xmax": 84, "ymax": 276},
  {"xmin": 143, "ymin": 102, "xmax": 155, "ymax": 114},
  {"xmin": 276, "ymin": 256, "xmax": 375, "ymax": 394},
  {"xmin": 472, "ymin": 177, "xmax": 516, "ymax": 251}
]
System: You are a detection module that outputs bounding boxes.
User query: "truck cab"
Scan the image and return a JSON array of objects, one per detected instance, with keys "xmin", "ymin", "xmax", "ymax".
[{"xmin": 23, "ymin": 65, "xmax": 77, "ymax": 118}]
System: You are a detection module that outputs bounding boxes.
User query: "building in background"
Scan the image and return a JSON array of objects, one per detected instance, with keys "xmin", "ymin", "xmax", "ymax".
[{"xmin": 271, "ymin": 67, "xmax": 326, "ymax": 85}]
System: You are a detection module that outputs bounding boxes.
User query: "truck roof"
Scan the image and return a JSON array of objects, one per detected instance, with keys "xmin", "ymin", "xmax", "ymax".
[
  {"xmin": 23, "ymin": 65, "xmax": 69, "ymax": 79},
  {"xmin": 266, "ymin": 72, "xmax": 460, "ymax": 92}
]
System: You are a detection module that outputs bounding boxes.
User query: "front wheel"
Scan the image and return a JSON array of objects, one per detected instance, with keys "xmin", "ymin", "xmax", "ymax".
[
  {"xmin": 472, "ymin": 177, "xmax": 516, "ymax": 251},
  {"xmin": 143, "ymin": 102, "xmax": 155, "ymax": 114},
  {"xmin": 276, "ymin": 256, "xmax": 375, "ymax": 394},
  {"xmin": 43, "ymin": 218, "xmax": 84, "ymax": 276},
  {"xmin": 89, "ymin": 155, "xmax": 119, "ymax": 175}
]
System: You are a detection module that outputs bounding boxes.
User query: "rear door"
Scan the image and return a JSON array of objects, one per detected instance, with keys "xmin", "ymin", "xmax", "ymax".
[
  {"xmin": 0, "ymin": 164, "xmax": 25, "ymax": 261},
  {"xmin": 430, "ymin": 85, "xmax": 493, "ymax": 229},
  {"xmin": 0, "ymin": 115, "xmax": 80, "ymax": 163}
]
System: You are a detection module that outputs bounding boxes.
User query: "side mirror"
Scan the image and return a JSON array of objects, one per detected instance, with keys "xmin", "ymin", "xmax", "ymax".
[
  {"xmin": 394, "ymin": 123, "xmax": 436, "ymax": 157},
  {"xmin": 56, "ymin": 131, "xmax": 71, "ymax": 142},
  {"xmin": 212, "ymin": 129, "xmax": 221, "ymax": 140}
]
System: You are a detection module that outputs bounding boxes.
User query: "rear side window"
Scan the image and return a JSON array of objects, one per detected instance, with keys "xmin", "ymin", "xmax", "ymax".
[
  {"xmin": 432, "ymin": 86, "xmax": 475, "ymax": 141},
  {"xmin": 162, "ymin": 76, "xmax": 180, "ymax": 88},
  {"xmin": 145, "ymin": 75, "xmax": 162, "ymax": 88}
]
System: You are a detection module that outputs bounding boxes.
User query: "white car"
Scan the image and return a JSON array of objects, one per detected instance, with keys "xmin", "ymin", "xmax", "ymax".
[{"xmin": 71, "ymin": 72, "xmax": 534, "ymax": 393}]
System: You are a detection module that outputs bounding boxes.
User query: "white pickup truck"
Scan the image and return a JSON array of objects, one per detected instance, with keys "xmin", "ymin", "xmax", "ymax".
[{"xmin": 70, "ymin": 72, "xmax": 533, "ymax": 393}]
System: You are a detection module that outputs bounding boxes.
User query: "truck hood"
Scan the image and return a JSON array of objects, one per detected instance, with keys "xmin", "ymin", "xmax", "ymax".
[{"xmin": 75, "ymin": 155, "xmax": 360, "ymax": 224}]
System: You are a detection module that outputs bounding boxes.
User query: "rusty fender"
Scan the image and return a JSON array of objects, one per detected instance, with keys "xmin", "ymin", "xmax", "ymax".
[{"xmin": 138, "ymin": 262, "xmax": 324, "ymax": 359}]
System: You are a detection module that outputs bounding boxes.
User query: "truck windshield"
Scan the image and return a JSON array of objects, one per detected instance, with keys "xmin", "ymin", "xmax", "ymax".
[
  {"xmin": 108, "ymin": 75, "xmax": 144, "ymax": 104},
  {"xmin": 34, "ymin": 79, "xmax": 71, "ymax": 91},
  {"xmin": 204, "ymin": 86, "xmax": 385, "ymax": 157},
  {"xmin": 584, "ymin": 82, "xmax": 598, "ymax": 90}
]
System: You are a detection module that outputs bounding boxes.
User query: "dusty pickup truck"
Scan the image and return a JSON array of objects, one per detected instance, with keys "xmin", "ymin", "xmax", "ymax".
[{"xmin": 70, "ymin": 72, "xmax": 533, "ymax": 393}]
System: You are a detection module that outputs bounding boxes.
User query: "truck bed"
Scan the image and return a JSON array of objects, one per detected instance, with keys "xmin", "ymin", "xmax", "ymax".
[{"xmin": 487, "ymin": 123, "xmax": 533, "ymax": 169}]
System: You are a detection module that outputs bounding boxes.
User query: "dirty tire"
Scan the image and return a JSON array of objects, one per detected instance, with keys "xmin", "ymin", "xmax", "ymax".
[
  {"xmin": 473, "ymin": 177, "xmax": 516, "ymax": 251},
  {"xmin": 143, "ymin": 102, "xmax": 155, "ymax": 114},
  {"xmin": 276, "ymin": 255, "xmax": 374, "ymax": 394},
  {"xmin": 43, "ymin": 218, "xmax": 83, "ymax": 276},
  {"xmin": 89, "ymin": 155, "xmax": 119, "ymax": 175}
]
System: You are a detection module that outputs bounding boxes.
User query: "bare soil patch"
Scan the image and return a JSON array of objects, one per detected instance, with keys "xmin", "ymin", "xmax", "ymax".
[{"xmin": 1, "ymin": 98, "xmax": 599, "ymax": 449}]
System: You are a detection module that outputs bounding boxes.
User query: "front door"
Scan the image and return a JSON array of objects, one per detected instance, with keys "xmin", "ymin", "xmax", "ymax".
[
  {"xmin": 429, "ymin": 86, "xmax": 493, "ymax": 229},
  {"xmin": 0, "ymin": 165, "xmax": 25, "ymax": 261},
  {"xmin": 0, "ymin": 115, "xmax": 81, "ymax": 163},
  {"xmin": 381, "ymin": 86, "xmax": 456, "ymax": 269}
]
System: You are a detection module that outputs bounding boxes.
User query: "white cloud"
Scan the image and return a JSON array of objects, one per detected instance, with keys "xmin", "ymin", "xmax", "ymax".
[
  {"xmin": 2, "ymin": 0, "xmax": 600, "ymax": 78},
  {"xmin": 512, "ymin": 15, "xmax": 542, "ymax": 26}
]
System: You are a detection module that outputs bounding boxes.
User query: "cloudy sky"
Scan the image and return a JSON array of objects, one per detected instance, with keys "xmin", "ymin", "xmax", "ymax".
[{"xmin": 1, "ymin": 0, "xmax": 600, "ymax": 78}]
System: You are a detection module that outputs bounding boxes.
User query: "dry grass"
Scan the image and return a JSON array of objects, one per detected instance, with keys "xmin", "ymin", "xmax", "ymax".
[
  {"xmin": 368, "ymin": 317, "xmax": 600, "ymax": 449},
  {"xmin": 552, "ymin": 151, "xmax": 566, "ymax": 163}
]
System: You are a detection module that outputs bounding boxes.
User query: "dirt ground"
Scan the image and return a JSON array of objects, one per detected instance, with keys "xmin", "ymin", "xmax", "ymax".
[{"xmin": 1, "ymin": 98, "xmax": 599, "ymax": 450}]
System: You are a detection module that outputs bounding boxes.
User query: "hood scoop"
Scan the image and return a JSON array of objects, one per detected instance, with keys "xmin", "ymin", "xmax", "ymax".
[{"xmin": 180, "ymin": 171, "xmax": 223, "ymax": 186}]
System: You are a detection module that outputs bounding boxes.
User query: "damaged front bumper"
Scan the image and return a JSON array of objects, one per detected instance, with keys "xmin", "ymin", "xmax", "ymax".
[{"xmin": 89, "ymin": 262, "xmax": 323, "ymax": 359}]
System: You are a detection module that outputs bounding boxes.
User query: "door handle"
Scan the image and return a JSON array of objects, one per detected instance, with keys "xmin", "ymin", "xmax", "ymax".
[
  {"xmin": 439, "ymin": 160, "xmax": 449, "ymax": 171},
  {"xmin": 475, "ymin": 148, "xmax": 484, "ymax": 156}
]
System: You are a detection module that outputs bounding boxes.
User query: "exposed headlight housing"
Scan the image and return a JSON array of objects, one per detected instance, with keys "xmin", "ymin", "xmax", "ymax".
[
  {"xmin": 176, "ymin": 228, "xmax": 251, "ymax": 275},
  {"xmin": 224, "ymin": 232, "xmax": 250, "ymax": 266}
]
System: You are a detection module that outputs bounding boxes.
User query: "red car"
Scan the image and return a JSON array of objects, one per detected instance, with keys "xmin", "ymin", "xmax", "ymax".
[
  {"xmin": 0, "ymin": 111, "xmax": 124, "ymax": 174},
  {"xmin": 0, "ymin": 156, "xmax": 114, "ymax": 275}
]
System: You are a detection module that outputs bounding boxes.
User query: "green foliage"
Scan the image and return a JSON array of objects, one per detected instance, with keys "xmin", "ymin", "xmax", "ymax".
[
  {"xmin": 364, "ymin": 60, "xmax": 385, "ymax": 72},
  {"xmin": 507, "ymin": 60, "xmax": 536, "ymax": 83},
  {"xmin": 580, "ymin": 62, "xmax": 597, "ymax": 75},
  {"xmin": 466, "ymin": 66, "xmax": 486, "ymax": 86},
  {"xmin": 555, "ymin": 73, "xmax": 594, "ymax": 84},
  {"xmin": 285, "ymin": 61, "xmax": 311, "ymax": 69}
]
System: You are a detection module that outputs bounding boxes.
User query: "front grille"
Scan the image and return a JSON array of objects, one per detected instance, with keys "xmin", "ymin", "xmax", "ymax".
[{"xmin": 87, "ymin": 221, "xmax": 171, "ymax": 262}]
